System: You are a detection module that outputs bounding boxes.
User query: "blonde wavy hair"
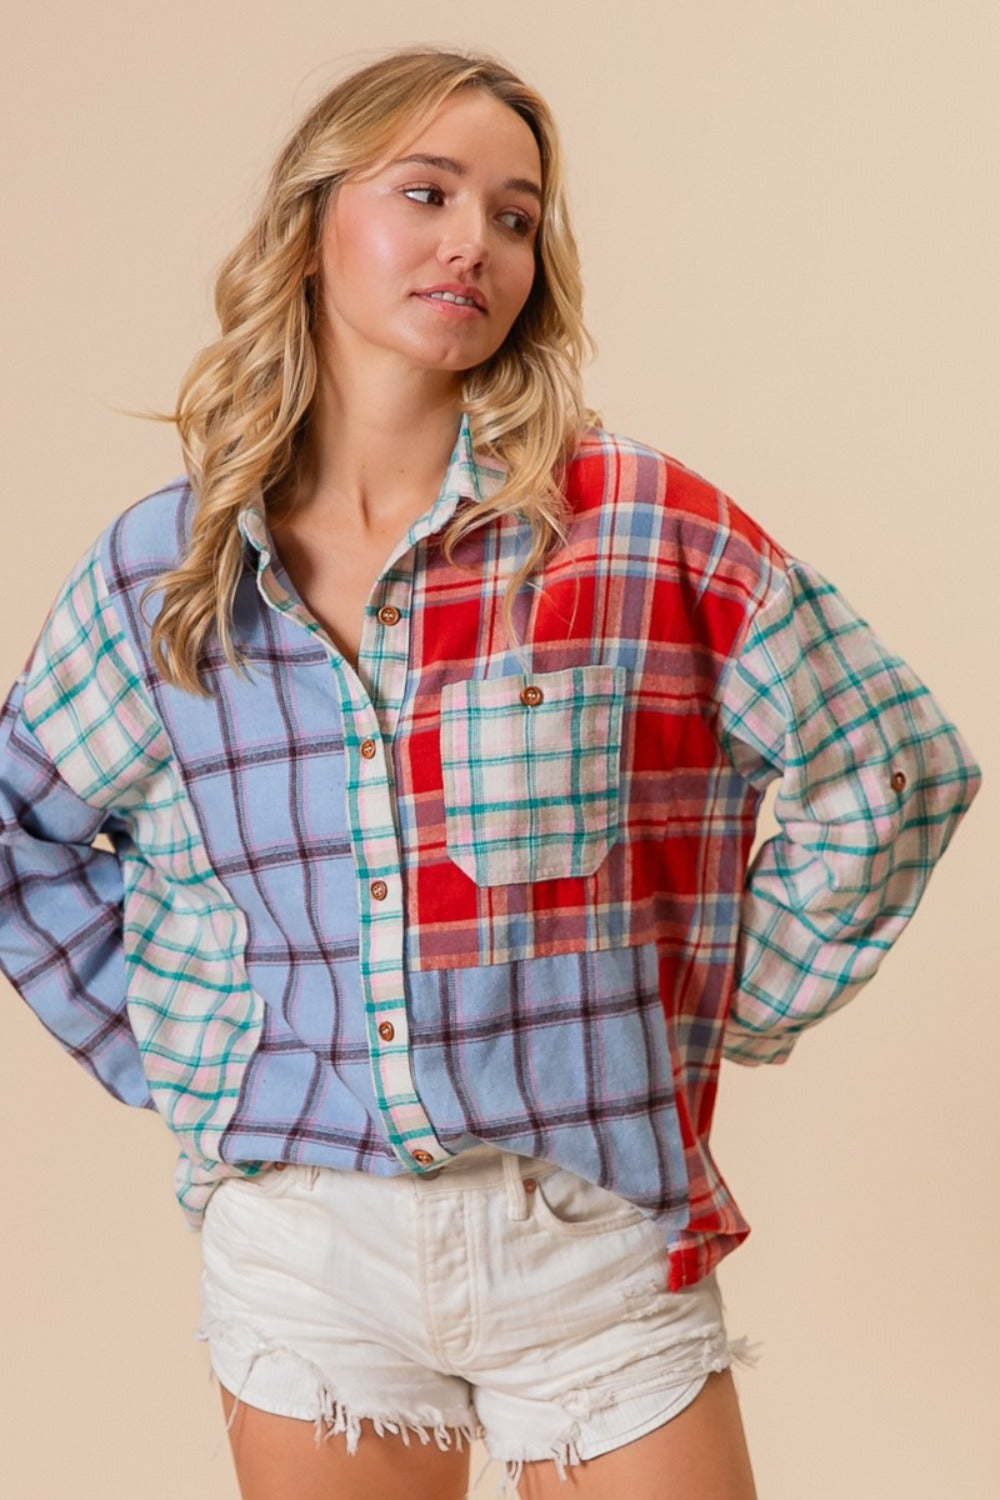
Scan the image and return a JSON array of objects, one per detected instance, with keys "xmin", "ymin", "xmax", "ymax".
[{"xmin": 148, "ymin": 45, "xmax": 598, "ymax": 693}]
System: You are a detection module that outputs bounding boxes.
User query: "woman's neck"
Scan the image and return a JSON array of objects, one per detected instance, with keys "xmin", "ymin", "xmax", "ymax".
[{"xmin": 291, "ymin": 357, "xmax": 465, "ymax": 531}]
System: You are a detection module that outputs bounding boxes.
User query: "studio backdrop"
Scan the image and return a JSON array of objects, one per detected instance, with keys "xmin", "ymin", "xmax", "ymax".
[{"xmin": 1, "ymin": 4, "xmax": 995, "ymax": 1497}]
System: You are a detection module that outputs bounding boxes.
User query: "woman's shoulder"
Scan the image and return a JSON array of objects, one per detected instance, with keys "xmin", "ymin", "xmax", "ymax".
[
  {"xmin": 565, "ymin": 425, "xmax": 785, "ymax": 563},
  {"xmin": 67, "ymin": 477, "xmax": 197, "ymax": 606},
  {"xmin": 29, "ymin": 477, "xmax": 195, "ymax": 637},
  {"xmin": 100, "ymin": 475, "xmax": 196, "ymax": 578}
]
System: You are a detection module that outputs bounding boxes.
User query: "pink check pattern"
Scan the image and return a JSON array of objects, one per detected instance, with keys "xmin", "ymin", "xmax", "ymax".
[{"xmin": 0, "ymin": 419, "xmax": 981, "ymax": 1288}]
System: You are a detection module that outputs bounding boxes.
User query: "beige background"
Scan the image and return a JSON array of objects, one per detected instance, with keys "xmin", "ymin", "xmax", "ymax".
[{"xmin": 2, "ymin": 3, "xmax": 996, "ymax": 1496}]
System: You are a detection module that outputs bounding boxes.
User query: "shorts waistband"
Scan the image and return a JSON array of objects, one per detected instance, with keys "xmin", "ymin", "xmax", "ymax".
[
  {"xmin": 412, "ymin": 1146, "xmax": 560, "ymax": 1223},
  {"xmin": 414, "ymin": 1145, "xmax": 559, "ymax": 1194}
]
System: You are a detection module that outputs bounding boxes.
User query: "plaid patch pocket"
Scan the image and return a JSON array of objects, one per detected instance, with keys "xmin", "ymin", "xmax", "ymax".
[{"xmin": 439, "ymin": 665, "xmax": 627, "ymax": 886}]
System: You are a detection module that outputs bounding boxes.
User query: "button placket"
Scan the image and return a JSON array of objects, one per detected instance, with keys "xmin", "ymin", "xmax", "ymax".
[
  {"xmin": 352, "ymin": 553, "xmax": 415, "ymax": 747},
  {"xmin": 337, "ymin": 633, "xmax": 444, "ymax": 1174},
  {"xmin": 334, "ymin": 427, "xmax": 503, "ymax": 1175}
]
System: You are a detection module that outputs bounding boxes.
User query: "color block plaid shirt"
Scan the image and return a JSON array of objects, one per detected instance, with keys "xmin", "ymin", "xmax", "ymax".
[{"xmin": 0, "ymin": 417, "xmax": 980, "ymax": 1289}]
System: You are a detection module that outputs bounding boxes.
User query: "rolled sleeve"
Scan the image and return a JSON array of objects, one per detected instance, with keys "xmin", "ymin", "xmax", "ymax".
[{"xmin": 716, "ymin": 558, "xmax": 981, "ymax": 1065}]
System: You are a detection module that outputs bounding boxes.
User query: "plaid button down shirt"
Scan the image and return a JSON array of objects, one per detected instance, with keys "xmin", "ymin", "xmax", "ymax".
[{"xmin": 0, "ymin": 417, "xmax": 980, "ymax": 1289}]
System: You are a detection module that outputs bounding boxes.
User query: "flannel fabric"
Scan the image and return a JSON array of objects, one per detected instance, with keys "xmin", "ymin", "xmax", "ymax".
[{"xmin": 0, "ymin": 417, "xmax": 980, "ymax": 1289}]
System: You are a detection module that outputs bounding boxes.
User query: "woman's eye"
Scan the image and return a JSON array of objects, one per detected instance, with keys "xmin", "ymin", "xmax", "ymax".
[
  {"xmin": 499, "ymin": 210, "xmax": 535, "ymax": 238},
  {"xmin": 403, "ymin": 185, "xmax": 445, "ymax": 206}
]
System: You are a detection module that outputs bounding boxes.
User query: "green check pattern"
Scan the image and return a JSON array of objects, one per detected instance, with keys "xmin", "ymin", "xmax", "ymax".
[
  {"xmin": 0, "ymin": 419, "xmax": 981, "ymax": 1288},
  {"xmin": 716, "ymin": 559, "xmax": 973, "ymax": 1061},
  {"xmin": 14, "ymin": 547, "xmax": 263, "ymax": 1218},
  {"xmin": 439, "ymin": 665, "xmax": 626, "ymax": 885}
]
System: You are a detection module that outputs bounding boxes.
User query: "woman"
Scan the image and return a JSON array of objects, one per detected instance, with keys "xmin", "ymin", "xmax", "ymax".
[{"xmin": 0, "ymin": 45, "xmax": 980, "ymax": 1500}]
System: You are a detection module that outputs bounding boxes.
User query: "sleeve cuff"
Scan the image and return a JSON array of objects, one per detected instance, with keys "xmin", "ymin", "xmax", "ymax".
[{"xmin": 723, "ymin": 1021, "xmax": 799, "ymax": 1066}]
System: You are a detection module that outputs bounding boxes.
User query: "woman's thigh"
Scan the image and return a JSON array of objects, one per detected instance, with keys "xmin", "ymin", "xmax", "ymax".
[
  {"xmin": 220, "ymin": 1385, "xmax": 472, "ymax": 1500},
  {"xmin": 516, "ymin": 1368, "xmax": 758, "ymax": 1500}
]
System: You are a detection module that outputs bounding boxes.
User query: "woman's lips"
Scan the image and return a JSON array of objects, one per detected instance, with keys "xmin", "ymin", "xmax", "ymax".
[{"xmin": 414, "ymin": 284, "xmax": 488, "ymax": 313}]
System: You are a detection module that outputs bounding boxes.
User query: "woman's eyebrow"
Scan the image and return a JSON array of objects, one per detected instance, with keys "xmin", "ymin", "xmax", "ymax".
[{"xmin": 391, "ymin": 152, "xmax": 542, "ymax": 203}]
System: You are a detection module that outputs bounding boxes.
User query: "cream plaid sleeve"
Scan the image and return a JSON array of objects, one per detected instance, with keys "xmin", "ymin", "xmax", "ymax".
[{"xmin": 715, "ymin": 558, "xmax": 981, "ymax": 1065}]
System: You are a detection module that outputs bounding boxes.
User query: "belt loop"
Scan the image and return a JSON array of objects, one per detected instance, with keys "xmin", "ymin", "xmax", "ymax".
[{"xmin": 503, "ymin": 1152, "xmax": 529, "ymax": 1221}]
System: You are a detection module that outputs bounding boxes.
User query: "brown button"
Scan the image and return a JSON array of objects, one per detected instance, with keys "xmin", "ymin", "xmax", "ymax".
[
  {"xmin": 412, "ymin": 1150, "xmax": 434, "ymax": 1166},
  {"xmin": 523, "ymin": 1177, "xmax": 537, "ymax": 1193},
  {"xmin": 360, "ymin": 738, "xmax": 377, "ymax": 760},
  {"xmin": 370, "ymin": 879, "xmax": 388, "ymax": 901},
  {"xmin": 272, "ymin": 1162, "xmax": 287, "ymax": 1172},
  {"xmin": 890, "ymin": 769, "xmax": 907, "ymax": 792},
  {"xmin": 377, "ymin": 605, "xmax": 401, "ymax": 627},
  {"xmin": 520, "ymin": 684, "xmax": 544, "ymax": 707},
  {"xmin": 377, "ymin": 1021, "xmax": 395, "ymax": 1042}
]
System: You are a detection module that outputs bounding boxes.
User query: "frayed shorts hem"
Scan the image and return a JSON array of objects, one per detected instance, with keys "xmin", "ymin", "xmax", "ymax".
[
  {"xmin": 201, "ymin": 1323, "xmax": 760, "ymax": 1493},
  {"xmin": 205, "ymin": 1331, "xmax": 479, "ymax": 1456}
]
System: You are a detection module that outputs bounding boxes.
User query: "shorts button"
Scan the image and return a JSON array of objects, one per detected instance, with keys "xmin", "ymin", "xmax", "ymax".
[
  {"xmin": 890, "ymin": 769, "xmax": 907, "ymax": 792},
  {"xmin": 370, "ymin": 879, "xmax": 388, "ymax": 901},
  {"xmin": 377, "ymin": 605, "xmax": 401, "ymax": 627},
  {"xmin": 273, "ymin": 1162, "xmax": 287, "ymax": 1172},
  {"xmin": 520, "ymin": 684, "xmax": 544, "ymax": 707},
  {"xmin": 523, "ymin": 1177, "xmax": 537, "ymax": 1193},
  {"xmin": 377, "ymin": 1021, "xmax": 395, "ymax": 1041},
  {"xmin": 360, "ymin": 739, "xmax": 377, "ymax": 760},
  {"xmin": 412, "ymin": 1150, "xmax": 434, "ymax": 1166}
]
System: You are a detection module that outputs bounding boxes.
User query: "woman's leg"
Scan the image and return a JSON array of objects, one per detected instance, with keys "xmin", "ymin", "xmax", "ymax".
[
  {"xmin": 516, "ymin": 1368, "xmax": 758, "ymax": 1500},
  {"xmin": 221, "ymin": 1386, "xmax": 472, "ymax": 1500}
]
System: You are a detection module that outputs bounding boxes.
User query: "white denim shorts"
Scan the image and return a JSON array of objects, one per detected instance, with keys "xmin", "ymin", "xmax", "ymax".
[{"xmin": 197, "ymin": 1146, "xmax": 757, "ymax": 1492}]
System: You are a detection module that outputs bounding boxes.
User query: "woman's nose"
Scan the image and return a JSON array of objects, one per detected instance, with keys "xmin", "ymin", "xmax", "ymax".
[{"xmin": 437, "ymin": 209, "xmax": 490, "ymax": 269}]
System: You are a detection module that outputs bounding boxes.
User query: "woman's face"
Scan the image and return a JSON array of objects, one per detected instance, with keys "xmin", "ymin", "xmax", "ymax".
[{"xmin": 310, "ymin": 88, "xmax": 543, "ymax": 384}]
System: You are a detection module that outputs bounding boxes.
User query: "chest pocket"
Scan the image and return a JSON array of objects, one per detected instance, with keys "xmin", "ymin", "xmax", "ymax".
[{"xmin": 439, "ymin": 665, "xmax": 627, "ymax": 887}]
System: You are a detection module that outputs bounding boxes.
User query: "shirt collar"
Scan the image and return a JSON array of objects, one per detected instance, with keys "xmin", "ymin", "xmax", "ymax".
[{"xmin": 236, "ymin": 411, "xmax": 507, "ymax": 565}]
